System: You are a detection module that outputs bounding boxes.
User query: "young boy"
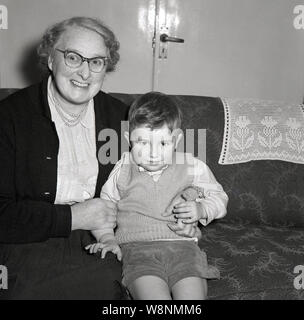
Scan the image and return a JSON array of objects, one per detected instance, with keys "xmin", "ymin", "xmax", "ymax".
[{"xmin": 85, "ymin": 92, "xmax": 228, "ymax": 300}]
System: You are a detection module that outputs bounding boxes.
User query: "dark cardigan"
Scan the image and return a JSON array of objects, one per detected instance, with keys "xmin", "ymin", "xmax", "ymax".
[{"xmin": 0, "ymin": 78, "xmax": 128, "ymax": 244}]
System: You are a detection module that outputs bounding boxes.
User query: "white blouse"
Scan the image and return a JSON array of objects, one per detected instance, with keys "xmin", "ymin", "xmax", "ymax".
[{"xmin": 47, "ymin": 77, "xmax": 98, "ymax": 205}]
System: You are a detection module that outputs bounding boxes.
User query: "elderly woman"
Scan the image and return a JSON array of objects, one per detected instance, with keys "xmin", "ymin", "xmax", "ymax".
[
  {"xmin": 0, "ymin": 16, "xmax": 196, "ymax": 300},
  {"xmin": 0, "ymin": 16, "xmax": 128, "ymax": 300}
]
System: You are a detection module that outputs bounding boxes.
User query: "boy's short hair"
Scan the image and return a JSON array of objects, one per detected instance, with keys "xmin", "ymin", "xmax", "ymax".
[{"xmin": 128, "ymin": 92, "xmax": 182, "ymax": 133}]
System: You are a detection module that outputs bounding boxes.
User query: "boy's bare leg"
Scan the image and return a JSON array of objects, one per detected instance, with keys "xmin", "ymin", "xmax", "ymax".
[
  {"xmin": 128, "ymin": 275, "xmax": 172, "ymax": 300},
  {"xmin": 171, "ymin": 277, "xmax": 208, "ymax": 300}
]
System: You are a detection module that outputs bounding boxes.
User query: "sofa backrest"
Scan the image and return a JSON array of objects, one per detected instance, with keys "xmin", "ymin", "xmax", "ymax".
[{"xmin": 1, "ymin": 89, "xmax": 303, "ymax": 227}]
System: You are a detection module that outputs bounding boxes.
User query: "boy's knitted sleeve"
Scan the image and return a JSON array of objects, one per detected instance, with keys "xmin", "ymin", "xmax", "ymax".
[{"xmin": 191, "ymin": 157, "xmax": 228, "ymax": 226}]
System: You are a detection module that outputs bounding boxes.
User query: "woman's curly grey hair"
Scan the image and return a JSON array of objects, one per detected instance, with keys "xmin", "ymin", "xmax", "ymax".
[{"xmin": 37, "ymin": 16, "xmax": 120, "ymax": 73}]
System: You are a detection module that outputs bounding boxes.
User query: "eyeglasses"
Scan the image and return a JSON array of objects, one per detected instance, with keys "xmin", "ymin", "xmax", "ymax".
[{"xmin": 56, "ymin": 49, "xmax": 109, "ymax": 73}]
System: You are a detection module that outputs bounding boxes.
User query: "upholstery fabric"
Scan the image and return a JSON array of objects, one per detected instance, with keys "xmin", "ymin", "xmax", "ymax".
[{"xmin": 202, "ymin": 221, "xmax": 304, "ymax": 300}]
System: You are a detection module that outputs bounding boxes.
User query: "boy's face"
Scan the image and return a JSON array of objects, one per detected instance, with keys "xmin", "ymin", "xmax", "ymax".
[{"xmin": 126, "ymin": 125, "xmax": 182, "ymax": 172}]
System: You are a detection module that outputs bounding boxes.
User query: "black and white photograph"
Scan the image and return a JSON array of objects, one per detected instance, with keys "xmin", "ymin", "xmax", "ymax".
[{"xmin": 0, "ymin": 0, "xmax": 303, "ymax": 315}]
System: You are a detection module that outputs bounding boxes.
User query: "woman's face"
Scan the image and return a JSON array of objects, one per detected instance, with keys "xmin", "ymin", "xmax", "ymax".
[{"xmin": 48, "ymin": 26, "xmax": 108, "ymax": 106}]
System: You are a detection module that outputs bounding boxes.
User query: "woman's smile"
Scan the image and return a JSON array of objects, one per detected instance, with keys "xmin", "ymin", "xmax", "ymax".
[{"xmin": 70, "ymin": 79, "xmax": 90, "ymax": 88}]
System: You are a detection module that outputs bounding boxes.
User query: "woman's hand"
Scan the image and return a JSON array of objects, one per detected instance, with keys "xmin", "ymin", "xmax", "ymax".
[
  {"xmin": 163, "ymin": 190, "xmax": 186, "ymax": 218},
  {"xmin": 163, "ymin": 186, "xmax": 205, "ymax": 222},
  {"xmin": 167, "ymin": 219, "xmax": 198, "ymax": 238},
  {"xmin": 172, "ymin": 201, "xmax": 205, "ymax": 224},
  {"xmin": 163, "ymin": 187, "xmax": 205, "ymax": 238},
  {"xmin": 71, "ymin": 198, "xmax": 117, "ymax": 231}
]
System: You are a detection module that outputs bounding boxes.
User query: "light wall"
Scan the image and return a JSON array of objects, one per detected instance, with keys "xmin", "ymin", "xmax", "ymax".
[
  {"xmin": 0, "ymin": 0, "xmax": 303, "ymax": 102},
  {"xmin": 0, "ymin": 0, "xmax": 154, "ymax": 93}
]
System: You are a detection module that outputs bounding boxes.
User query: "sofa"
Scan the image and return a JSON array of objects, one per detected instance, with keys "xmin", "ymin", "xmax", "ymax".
[{"xmin": 0, "ymin": 89, "xmax": 303, "ymax": 300}]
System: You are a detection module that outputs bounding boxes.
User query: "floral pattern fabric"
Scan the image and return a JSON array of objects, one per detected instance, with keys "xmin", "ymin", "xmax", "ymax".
[
  {"xmin": 202, "ymin": 221, "xmax": 304, "ymax": 300},
  {"xmin": 219, "ymin": 98, "xmax": 304, "ymax": 165}
]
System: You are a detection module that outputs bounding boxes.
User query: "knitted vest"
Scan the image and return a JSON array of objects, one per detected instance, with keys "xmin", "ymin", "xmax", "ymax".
[{"xmin": 115, "ymin": 153, "xmax": 195, "ymax": 244}]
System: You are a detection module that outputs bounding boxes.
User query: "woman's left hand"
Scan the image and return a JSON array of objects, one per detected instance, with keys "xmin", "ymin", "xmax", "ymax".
[
  {"xmin": 163, "ymin": 189, "xmax": 204, "ymax": 238},
  {"xmin": 167, "ymin": 219, "xmax": 197, "ymax": 238},
  {"xmin": 171, "ymin": 201, "xmax": 204, "ymax": 223}
]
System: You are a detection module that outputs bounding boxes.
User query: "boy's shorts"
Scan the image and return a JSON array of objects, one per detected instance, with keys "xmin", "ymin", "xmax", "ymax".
[{"xmin": 120, "ymin": 240, "xmax": 220, "ymax": 289}]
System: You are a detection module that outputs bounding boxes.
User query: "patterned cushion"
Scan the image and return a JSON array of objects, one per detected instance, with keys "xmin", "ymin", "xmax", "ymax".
[{"xmin": 201, "ymin": 221, "xmax": 304, "ymax": 300}]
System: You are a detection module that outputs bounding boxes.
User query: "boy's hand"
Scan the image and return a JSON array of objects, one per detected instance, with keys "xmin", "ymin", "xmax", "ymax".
[
  {"xmin": 85, "ymin": 240, "xmax": 122, "ymax": 261},
  {"xmin": 172, "ymin": 201, "xmax": 206, "ymax": 223}
]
